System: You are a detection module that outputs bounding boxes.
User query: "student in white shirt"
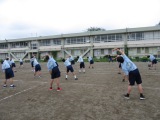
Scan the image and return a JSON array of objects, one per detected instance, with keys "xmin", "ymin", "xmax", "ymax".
[
  {"xmin": 62, "ymin": 57, "xmax": 78, "ymax": 80},
  {"xmin": 1, "ymin": 59, "xmax": 15, "ymax": 88},
  {"xmin": 113, "ymin": 48, "xmax": 145, "ymax": 100},
  {"xmin": 77, "ymin": 56, "xmax": 85, "ymax": 73}
]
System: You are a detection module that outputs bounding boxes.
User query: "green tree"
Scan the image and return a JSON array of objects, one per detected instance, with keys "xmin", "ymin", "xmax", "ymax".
[{"xmin": 87, "ymin": 27, "xmax": 106, "ymax": 31}]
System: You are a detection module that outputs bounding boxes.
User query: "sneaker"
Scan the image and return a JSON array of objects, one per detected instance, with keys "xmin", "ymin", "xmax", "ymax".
[
  {"xmin": 124, "ymin": 94, "xmax": 130, "ymax": 99},
  {"xmin": 92, "ymin": 67, "xmax": 94, "ymax": 69},
  {"xmin": 75, "ymin": 78, "xmax": 78, "ymax": 80},
  {"xmin": 140, "ymin": 94, "xmax": 145, "ymax": 100},
  {"xmin": 118, "ymin": 72, "xmax": 121, "ymax": 74},
  {"xmin": 65, "ymin": 78, "xmax": 68, "ymax": 80},
  {"xmin": 122, "ymin": 79, "xmax": 125, "ymax": 82},
  {"xmin": 10, "ymin": 85, "xmax": 16, "ymax": 88},
  {"xmin": 57, "ymin": 87, "xmax": 62, "ymax": 91},
  {"xmin": 3, "ymin": 84, "xmax": 7, "ymax": 88},
  {"xmin": 49, "ymin": 87, "xmax": 53, "ymax": 90}
]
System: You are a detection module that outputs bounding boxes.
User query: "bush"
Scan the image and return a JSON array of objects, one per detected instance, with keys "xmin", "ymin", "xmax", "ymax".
[{"xmin": 140, "ymin": 57, "xmax": 148, "ymax": 62}]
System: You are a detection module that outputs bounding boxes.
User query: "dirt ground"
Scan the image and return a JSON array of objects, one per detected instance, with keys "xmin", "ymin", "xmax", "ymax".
[{"xmin": 0, "ymin": 62, "xmax": 160, "ymax": 120}]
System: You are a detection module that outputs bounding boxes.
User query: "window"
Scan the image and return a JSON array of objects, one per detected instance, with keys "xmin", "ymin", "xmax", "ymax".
[
  {"xmin": 31, "ymin": 44, "xmax": 37, "ymax": 49},
  {"xmin": 0, "ymin": 44, "xmax": 8, "ymax": 49},
  {"xmin": 137, "ymin": 48, "xmax": 141, "ymax": 53},
  {"xmin": 53, "ymin": 39, "xmax": 61, "ymax": 45},
  {"xmin": 145, "ymin": 47, "xmax": 149, "ymax": 53},
  {"xmin": 10, "ymin": 42, "xmax": 28, "ymax": 48},
  {"xmin": 128, "ymin": 32, "xmax": 144, "ymax": 41},
  {"xmin": 66, "ymin": 37, "xmax": 86, "ymax": 44},
  {"xmin": 101, "ymin": 49, "xmax": 104, "ymax": 55},
  {"xmin": 40, "ymin": 40, "xmax": 50, "ymax": 46}
]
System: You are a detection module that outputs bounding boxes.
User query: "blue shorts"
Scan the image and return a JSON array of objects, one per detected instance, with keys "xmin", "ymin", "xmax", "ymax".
[
  {"xmin": 20, "ymin": 62, "xmax": 23, "ymax": 65},
  {"xmin": 152, "ymin": 59, "xmax": 157, "ymax": 64},
  {"xmin": 5, "ymin": 68, "xmax": 14, "ymax": 79},
  {"xmin": 129, "ymin": 69, "xmax": 142, "ymax": 86},
  {"xmin": 31, "ymin": 61, "xmax": 34, "ymax": 67},
  {"xmin": 35, "ymin": 64, "xmax": 41, "ymax": 72},
  {"xmin": 12, "ymin": 63, "xmax": 16, "ymax": 68},
  {"xmin": 90, "ymin": 60, "xmax": 94, "ymax": 64},
  {"xmin": 71, "ymin": 60, "xmax": 75, "ymax": 65},
  {"xmin": 80, "ymin": 62, "xmax": 85, "ymax": 68},
  {"xmin": 51, "ymin": 66, "xmax": 61, "ymax": 79},
  {"xmin": 67, "ymin": 65, "xmax": 74, "ymax": 73}
]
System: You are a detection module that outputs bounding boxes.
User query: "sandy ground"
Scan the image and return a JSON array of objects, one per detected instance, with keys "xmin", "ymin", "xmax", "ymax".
[{"xmin": 0, "ymin": 62, "xmax": 160, "ymax": 120}]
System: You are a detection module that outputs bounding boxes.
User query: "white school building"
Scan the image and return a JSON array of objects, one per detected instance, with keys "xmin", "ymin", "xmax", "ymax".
[{"xmin": 0, "ymin": 26, "xmax": 160, "ymax": 60}]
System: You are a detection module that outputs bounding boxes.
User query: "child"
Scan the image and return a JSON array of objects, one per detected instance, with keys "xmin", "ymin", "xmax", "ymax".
[
  {"xmin": 1, "ymin": 59, "xmax": 15, "ymax": 88},
  {"xmin": 33, "ymin": 57, "xmax": 42, "ymax": 78},
  {"xmin": 77, "ymin": 56, "xmax": 85, "ymax": 73},
  {"xmin": 108, "ymin": 55, "xmax": 113, "ymax": 63},
  {"xmin": 113, "ymin": 48, "xmax": 145, "ymax": 100},
  {"xmin": 62, "ymin": 58, "xmax": 78, "ymax": 80},
  {"xmin": 147, "ymin": 54, "xmax": 157, "ymax": 70},
  {"xmin": 113, "ymin": 48, "xmax": 126, "ymax": 82},
  {"xmin": 69, "ymin": 55, "xmax": 75, "ymax": 65},
  {"xmin": 45, "ymin": 55, "xmax": 61, "ymax": 91},
  {"xmin": 87, "ymin": 56, "xmax": 94, "ymax": 68},
  {"xmin": 19, "ymin": 58, "xmax": 24, "ymax": 68},
  {"xmin": 10, "ymin": 58, "xmax": 17, "ymax": 72},
  {"xmin": 30, "ymin": 56, "xmax": 35, "ymax": 71}
]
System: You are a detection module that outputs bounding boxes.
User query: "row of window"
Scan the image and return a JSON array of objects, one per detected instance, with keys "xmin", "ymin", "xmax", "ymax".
[
  {"xmin": 65, "ymin": 37, "xmax": 86, "ymax": 44},
  {"xmin": 94, "ymin": 34, "xmax": 123, "ymax": 43},
  {"xmin": 10, "ymin": 42, "xmax": 28, "ymax": 48},
  {"xmin": 39, "ymin": 39, "xmax": 61, "ymax": 46},
  {"xmin": 0, "ymin": 31, "xmax": 160, "ymax": 49},
  {"xmin": 94, "ymin": 47, "xmax": 150, "ymax": 56}
]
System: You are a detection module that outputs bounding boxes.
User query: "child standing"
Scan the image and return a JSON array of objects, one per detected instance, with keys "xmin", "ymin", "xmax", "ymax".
[
  {"xmin": 45, "ymin": 55, "xmax": 61, "ymax": 91},
  {"xmin": 62, "ymin": 58, "xmax": 78, "ymax": 80},
  {"xmin": 33, "ymin": 57, "xmax": 42, "ymax": 78},
  {"xmin": 113, "ymin": 48, "xmax": 145, "ymax": 100},
  {"xmin": 69, "ymin": 56, "xmax": 75, "ymax": 65},
  {"xmin": 87, "ymin": 56, "xmax": 94, "ymax": 68},
  {"xmin": 147, "ymin": 54, "xmax": 157, "ymax": 70},
  {"xmin": 19, "ymin": 58, "xmax": 24, "ymax": 68},
  {"xmin": 10, "ymin": 58, "xmax": 17, "ymax": 72},
  {"xmin": 77, "ymin": 56, "xmax": 85, "ymax": 73},
  {"xmin": 1, "ymin": 59, "xmax": 15, "ymax": 88},
  {"xmin": 30, "ymin": 56, "xmax": 35, "ymax": 71}
]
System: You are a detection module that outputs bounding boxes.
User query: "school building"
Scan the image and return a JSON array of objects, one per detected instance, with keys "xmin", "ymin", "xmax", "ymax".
[{"xmin": 0, "ymin": 26, "xmax": 160, "ymax": 60}]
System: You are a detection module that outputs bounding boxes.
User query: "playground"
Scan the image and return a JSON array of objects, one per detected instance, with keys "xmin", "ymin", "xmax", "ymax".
[{"xmin": 0, "ymin": 62, "xmax": 160, "ymax": 120}]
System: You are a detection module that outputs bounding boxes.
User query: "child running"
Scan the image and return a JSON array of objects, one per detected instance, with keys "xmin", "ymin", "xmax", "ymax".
[
  {"xmin": 77, "ymin": 56, "xmax": 85, "ymax": 73},
  {"xmin": 113, "ymin": 48, "xmax": 145, "ymax": 100},
  {"xmin": 45, "ymin": 55, "xmax": 61, "ymax": 91},
  {"xmin": 1, "ymin": 58, "xmax": 15, "ymax": 88},
  {"xmin": 62, "ymin": 57, "xmax": 78, "ymax": 80},
  {"xmin": 87, "ymin": 56, "xmax": 94, "ymax": 68}
]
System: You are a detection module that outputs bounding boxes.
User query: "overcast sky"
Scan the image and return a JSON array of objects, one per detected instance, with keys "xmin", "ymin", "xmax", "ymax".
[{"xmin": 0, "ymin": 0, "xmax": 160, "ymax": 40}]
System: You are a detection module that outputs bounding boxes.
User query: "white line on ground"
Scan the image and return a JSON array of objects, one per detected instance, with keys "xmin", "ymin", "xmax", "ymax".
[{"xmin": 0, "ymin": 83, "xmax": 47, "ymax": 102}]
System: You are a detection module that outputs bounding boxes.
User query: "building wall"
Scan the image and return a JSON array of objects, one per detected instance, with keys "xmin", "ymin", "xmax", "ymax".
[{"xmin": 0, "ymin": 26, "xmax": 160, "ymax": 60}]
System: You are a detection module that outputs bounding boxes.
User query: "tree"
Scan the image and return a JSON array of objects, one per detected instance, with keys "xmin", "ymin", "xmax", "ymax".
[{"xmin": 87, "ymin": 27, "xmax": 106, "ymax": 31}]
